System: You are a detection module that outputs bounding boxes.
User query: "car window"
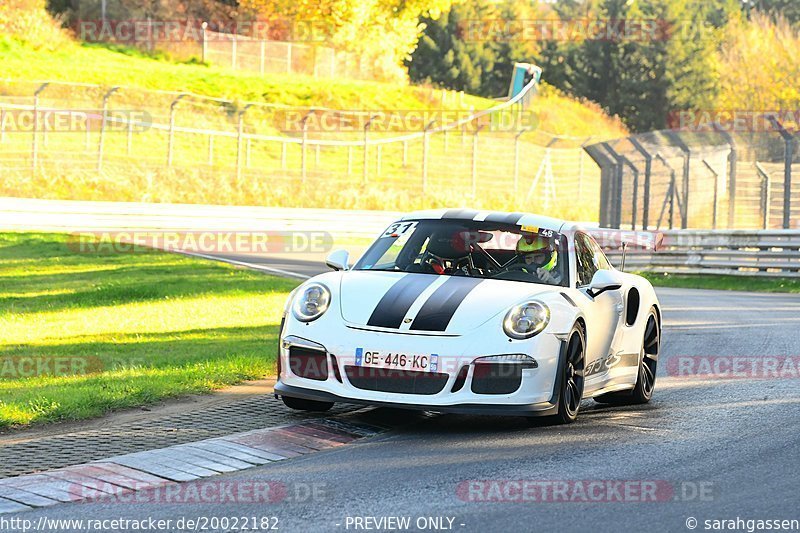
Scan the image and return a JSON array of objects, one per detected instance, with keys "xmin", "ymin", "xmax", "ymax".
[
  {"xmin": 354, "ymin": 219, "xmax": 569, "ymax": 287},
  {"xmin": 586, "ymin": 235, "xmax": 613, "ymax": 271},
  {"xmin": 574, "ymin": 233, "xmax": 598, "ymax": 287}
]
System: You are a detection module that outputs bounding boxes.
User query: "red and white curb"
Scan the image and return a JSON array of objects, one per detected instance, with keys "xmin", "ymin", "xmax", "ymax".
[{"xmin": 0, "ymin": 417, "xmax": 388, "ymax": 514}]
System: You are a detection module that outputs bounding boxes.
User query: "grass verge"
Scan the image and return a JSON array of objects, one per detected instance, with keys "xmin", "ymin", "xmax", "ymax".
[
  {"xmin": 638, "ymin": 272, "xmax": 800, "ymax": 293},
  {"xmin": 0, "ymin": 232, "xmax": 299, "ymax": 428}
]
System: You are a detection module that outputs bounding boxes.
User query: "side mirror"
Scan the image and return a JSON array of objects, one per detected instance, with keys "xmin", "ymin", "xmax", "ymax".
[
  {"xmin": 587, "ymin": 269, "xmax": 624, "ymax": 298},
  {"xmin": 326, "ymin": 249, "xmax": 350, "ymax": 271}
]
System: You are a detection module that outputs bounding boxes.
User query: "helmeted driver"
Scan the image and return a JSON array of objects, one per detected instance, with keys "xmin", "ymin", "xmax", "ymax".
[{"xmin": 515, "ymin": 234, "xmax": 562, "ymax": 284}]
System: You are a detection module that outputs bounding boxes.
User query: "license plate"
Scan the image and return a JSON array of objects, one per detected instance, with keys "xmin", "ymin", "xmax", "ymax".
[{"xmin": 355, "ymin": 348, "xmax": 439, "ymax": 372}]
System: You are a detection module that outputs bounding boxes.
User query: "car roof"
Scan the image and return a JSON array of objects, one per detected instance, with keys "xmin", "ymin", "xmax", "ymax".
[{"xmin": 399, "ymin": 208, "xmax": 579, "ymax": 233}]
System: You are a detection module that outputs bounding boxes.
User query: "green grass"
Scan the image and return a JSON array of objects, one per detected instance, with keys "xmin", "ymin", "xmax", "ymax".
[
  {"xmin": 0, "ymin": 32, "xmax": 626, "ymax": 217},
  {"xmin": 0, "ymin": 232, "xmax": 299, "ymax": 428},
  {"xmin": 637, "ymin": 272, "xmax": 800, "ymax": 293}
]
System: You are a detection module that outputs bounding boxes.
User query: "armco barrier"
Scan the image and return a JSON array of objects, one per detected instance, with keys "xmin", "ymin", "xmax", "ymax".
[
  {"xmin": 604, "ymin": 230, "xmax": 800, "ymax": 277},
  {"xmin": 2, "ymin": 198, "xmax": 798, "ymax": 278}
]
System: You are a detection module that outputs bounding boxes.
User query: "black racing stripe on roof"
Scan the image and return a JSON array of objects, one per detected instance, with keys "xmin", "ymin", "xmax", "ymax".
[
  {"xmin": 483, "ymin": 212, "xmax": 525, "ymax": 225},
  {"xmin": 409, "ymin": 277, "xmax": 484, "ymax": 332},
  {"xmin": 367, "ymin": 274, "xmax": 438, "ymax": 329},
  {"xmin": 442, "ymin": 209, "xmax": 480, "ymax": 220}
]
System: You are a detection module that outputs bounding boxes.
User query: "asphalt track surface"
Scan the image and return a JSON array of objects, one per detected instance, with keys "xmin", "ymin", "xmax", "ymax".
[{"xmin": 8, "ymin": 253, "xmax": 800, "ymax": 533}]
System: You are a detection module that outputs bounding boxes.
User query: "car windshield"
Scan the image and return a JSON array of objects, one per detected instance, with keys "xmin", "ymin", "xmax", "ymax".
[{"xmin": 354, "ymin": 219, "xmax": 569, "ymax": 287}]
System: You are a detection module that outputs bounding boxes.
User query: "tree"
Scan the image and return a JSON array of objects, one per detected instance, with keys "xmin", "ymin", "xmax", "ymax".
[
  {"xmin": 745, "ymin": 0, "xmax": 800, "ymax": 25},
  {"xmin": 407, "ymin": 0, "xmax": 542, "ymax": 98},
  {"xmin": 239, "ymin": 0, "xmax": 455, "ymax": 82}
]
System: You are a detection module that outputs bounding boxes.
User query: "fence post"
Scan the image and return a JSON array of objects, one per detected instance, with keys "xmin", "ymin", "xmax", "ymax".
[
  {"xmin": 628, "ymin": 137, "xmax": 652, "ymax": 229},
  {"xmin": 702, "ymin": 160, "xmax": 720, "ymax": 229},
  {"xmin": 300, "ymin": 110, "xmax": 314, "ymax": 183},
  {"xmin": 578, "ymin": 137, "xmax": 593, "ymax": 200},
  {"xmin": 167, "ymin": 94, "xmax": 186, "ymax": 167},
  {"xmin": 236, "ymin": 103, "xmax": 253, "ymax": 183},
  {"xmin": 97, "ymin": 86, "xmax": 119, "ymax": 173},
  {"xmin": 126, "ymin": 118, "xmax": 133, "ymax": 156},
  {"xmin": 767, "ymin": 116, "xmax": 795, "ymax": 229},
  {"xmin": 666, "ymin": 131, "xmax": 691, "ymax": 229},
  {"xmin": 715, "ymin": 130, "xmax": 737, "ymax": 229},
  {"xmin": 201, "ymin": 22, "xmax": 208, "ymax": 63},
  {"xmin": 362, "ymin": 115, "xmax": 377, "ymax": 185},
  {"xmin": 422, "ymin": 121, "xmax": 435, "ymax": 194},
  {"xmin": 756, "ymin": 162, "xmax": 771, "ymax": 229},
  {"xmin": 31, "ymin": 83, "xmax": 49, "ymax": 175},
  {"xmin": 582, "ymin": 143, "xmax": 617, "ymax": 227},
  {"xmin": 312, "ymin": 47, "xmax": 318, "ymax": 77},
  {"xmin": 513, "ymin": 129, "xmax": 528, "ymax": 193},
  {"xmin": 601, "ymin": 142, "xmax": 624, "ymax": 229},
  {"xmin": 471, "ymin": 124, "xmax": 484, "ymax": 198}
]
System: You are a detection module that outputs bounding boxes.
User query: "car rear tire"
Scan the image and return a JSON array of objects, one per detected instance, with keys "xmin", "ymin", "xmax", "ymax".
[
  {"xmin": 281, "ymin": 396, "xmax": 334, "ymax": 412},
  {"xmin": 533, "ymin": 322, "xmax": 585, "ymax": 426},
  {"xmin": 595, "ymin": 309, "xmax": 659, "ymax": 406}
]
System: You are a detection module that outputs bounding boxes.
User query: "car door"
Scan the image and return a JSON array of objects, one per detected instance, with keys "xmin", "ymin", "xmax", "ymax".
[{"xmin": 573, "ymin": 232, "xmax": 624, "ymax": 392}]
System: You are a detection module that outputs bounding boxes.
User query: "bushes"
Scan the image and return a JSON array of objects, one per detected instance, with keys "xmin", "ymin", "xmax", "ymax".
[{"xmin": 0, "ymin": 0, "xmax": 69, "ymax": 49}]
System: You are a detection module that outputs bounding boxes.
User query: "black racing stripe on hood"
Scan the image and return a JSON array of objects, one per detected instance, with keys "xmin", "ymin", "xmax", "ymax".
[
  {"xmin": 367, "ymin": 274, "xmax": 438, "ymax": 329},
  {"xmin": 410, "ymin": 277, "xmax": 484, "ymax": 332},
  {"xmin": 484, "ymin": 212, "xmax": 525, "ymax": 225}
]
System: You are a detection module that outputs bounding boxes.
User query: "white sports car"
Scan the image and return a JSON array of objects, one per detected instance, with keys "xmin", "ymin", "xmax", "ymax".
[{"xmin": 275, "ymin": 209, "xmax": 662, "ymax": 424}]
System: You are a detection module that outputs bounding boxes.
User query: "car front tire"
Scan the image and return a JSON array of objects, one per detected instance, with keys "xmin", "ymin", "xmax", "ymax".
[
  {"xmin": 533, "ymin": 322, "xmax": 586, "ymax": 426},
  {"xmin": 595, "ymin": 308, "xmax": 659, "ymax": 406}
]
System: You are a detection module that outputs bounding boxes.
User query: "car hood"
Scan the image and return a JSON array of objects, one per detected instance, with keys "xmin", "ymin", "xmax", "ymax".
[{"xmin": 338, "ymin": 271, "xmax": 559, "ymax": 335}]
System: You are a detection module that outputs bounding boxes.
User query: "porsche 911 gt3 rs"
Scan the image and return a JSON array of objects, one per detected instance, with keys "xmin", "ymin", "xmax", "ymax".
[{"xmin": 275, "ymin": 209, "xmax": 662, "ymax": 424}]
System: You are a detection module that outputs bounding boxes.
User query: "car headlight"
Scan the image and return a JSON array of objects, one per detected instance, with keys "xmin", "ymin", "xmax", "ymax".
[
  {"xmin": 292, "ymin": 282, "xmax": 331, "ymax": 322},
  {"xmin": 503, "ymin": 301, "xmax": 550, "ymax": 339}
]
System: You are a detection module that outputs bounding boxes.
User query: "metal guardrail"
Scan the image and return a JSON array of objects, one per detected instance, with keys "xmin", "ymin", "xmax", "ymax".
[
  {"xmin": 605, "ymin": 230, "xmax": 800, "ymax": 277},
  {"xmin": 3, "ymin": 198, "xmax": 799, "ymax": 278}
]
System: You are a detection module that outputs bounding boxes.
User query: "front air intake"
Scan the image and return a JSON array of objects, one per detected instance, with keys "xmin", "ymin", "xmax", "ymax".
[
  {"xmin": 288, "ymin": 346, "xmax": 328, "ymax": 381},
  {"xmin": 470, "ymin": 362, "xmax": 523, "ymax": 395},
  {"xmin": 344, "ymin": 366, "xmax": 449, "ymax": 395}
]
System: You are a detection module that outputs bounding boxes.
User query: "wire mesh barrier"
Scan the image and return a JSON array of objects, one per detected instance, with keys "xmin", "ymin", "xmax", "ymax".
[
  {"xmin": 200, "ymin": 29, "xmax": 369, "ymax": 81},
  {"xmin": 0, "ymin": 79, "xmax": 604, "ymax": 218},
  {"xmin": 73, "ymin": 20, "xmax": 380, "ymax": 82},
  {"xmin": 586, "ymin": 127, "xmax": 799, "ymax": 230}
]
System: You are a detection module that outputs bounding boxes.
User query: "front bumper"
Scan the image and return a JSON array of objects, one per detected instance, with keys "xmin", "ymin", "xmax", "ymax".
[
  {"xmin": 274, "ymin": 382, "xmax": 560, "ymax": 416},
  {"xmin": 276, "ymin": 313, "xmax": 567, "ymax": 417}
]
